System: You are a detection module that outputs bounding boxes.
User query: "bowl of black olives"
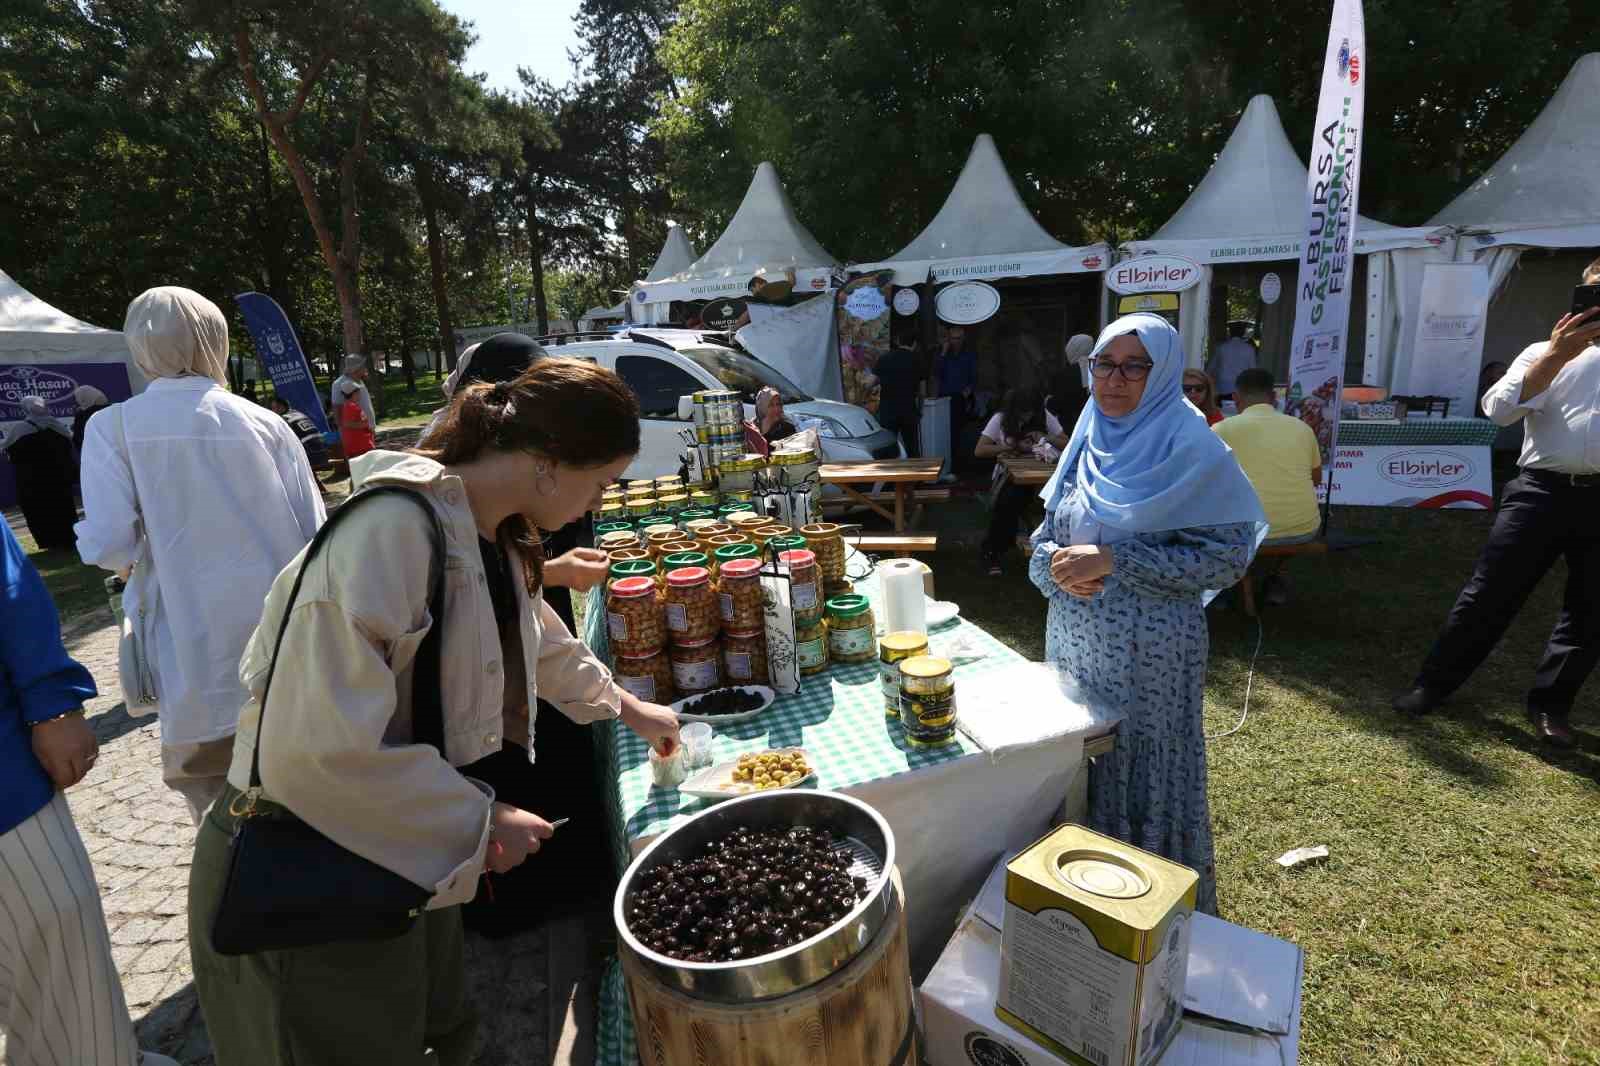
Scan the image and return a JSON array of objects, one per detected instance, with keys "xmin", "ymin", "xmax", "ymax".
[{"xmin": 613, "ymin": 790, "xmax": 897, "ymax": 1002}]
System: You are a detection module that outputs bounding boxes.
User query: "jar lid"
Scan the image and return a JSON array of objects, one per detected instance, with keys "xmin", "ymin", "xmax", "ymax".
[
  {"xmin": 880, "ymin": 631, "xmax": 929, "ymax": 655},
  {"xmin": 771, "ymin": 448, "xmax": 818, "ymax": 464},
  {"xmin": 643, "ymin": 525, "xmax": 682, "ymax": 539},
  {"xmin": 724, "ymin": 511, "xmax": 761, "ymax": 524},
  {"xmin": 610, "ymin": 559, "xmax": 657, "ymax": 578},
  {"xmin": 673, "ymin": 634, "xmax": 718, "ymax": 650},
  {"xmin": 725, "ymin": 627, "xmax": 764, "ymax": 639},
  {"xmin": 681, "ymin": 508, "xmax": 716, "ymax": 519},
  {"xmin": 666, "ymin": 565, "xmax": 711, "ymax": 587},
  {"xmin": 659, "ymin": 494, "xmax": 688, "ymax": 505},
  {"xmin": 900, "ymin": 655, "xmax": 953, "ymax": 680},
  {"xmin": 826, "ymin": 594, "xmax": 871, "ymax": 618},
  {"xmin": 662, "ymin": 552, "xmax": 710, "ymax": 571},
  {"xmin": 599, "ymin": 532, "xmax": 639, "ymax": 548},
  {"xmin": 778, "ymin": 548, "xmax": 817, "ymax": 569},
  {"xmin": 594, "ymin": 521, "xmax": 631, "ymax": 535},
  {"xmin": 611, "ymin": 576, "xmax": 656, "ymax": 598},
  {"xmin": 800, "ymin": 523, "xmax": 841, "ymax": 537},
  {"xmin": 715, "ymin": 543, "xmax": 760, "ymax": 561},
  {"xmin": 720, "ymin": 558, "xmax": 763, "ymax": 579},
  {"xmin": 769, "ymin": 536, "xmax": 807, "ymax": 554},
  {"xmin": 615, "ymin": 649, "xmax": 664, "ymax": 663}
]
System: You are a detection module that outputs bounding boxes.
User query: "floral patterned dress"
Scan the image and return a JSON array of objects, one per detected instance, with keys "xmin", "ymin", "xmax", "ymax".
[{"xmin": 1028, "ymin": 472, "xmax": 1256, "ymax": 914}]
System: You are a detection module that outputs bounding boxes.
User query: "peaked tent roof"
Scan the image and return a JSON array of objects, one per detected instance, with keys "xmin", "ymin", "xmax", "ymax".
[
  {"xmin": 644, "ymin": 225, "xmax": 700, "ymax": 283},
  {"xmin": 854, "ymin": 134, "xmax": 1110, "ymax": 284},
  {"xmin": 636, "ymin": 163, "xmax": 838, "ymax": 304},
  {"xmin": 1125, "ymin": 95, "xmax": 1445, "ymax": 263},
  {"xmin": 1427, "ymin": 52, "xmax": 1600, "ymax": 248},
  {"xmin": 1, "ymin": 267, "xmax": 129, "ymax": 366}
]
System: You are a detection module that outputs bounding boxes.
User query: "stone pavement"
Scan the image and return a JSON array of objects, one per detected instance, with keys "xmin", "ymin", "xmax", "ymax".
[{"xmin": 2, "ymin": 603, "xmax": 608, "ymax": 1065}]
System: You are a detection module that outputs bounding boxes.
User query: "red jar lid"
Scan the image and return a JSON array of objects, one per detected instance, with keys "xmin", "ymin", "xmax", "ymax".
[
  {"xmin": 724, "ymin": 628, "xmax": 764, "ymax": 640},
  {"xmin": 778, "ymin": 549, "xmax": 816, "ymax": 569},
  {"xmin": 610, "ymin": 576, "xmax": 656, "ymax": 598},
  {"xmin": 666, "ymin": 566, "xmax": 711, "ymax": 587},
  {"xmin": 720, "ymin": 558, "xmax": 762, "ymax": 580}
]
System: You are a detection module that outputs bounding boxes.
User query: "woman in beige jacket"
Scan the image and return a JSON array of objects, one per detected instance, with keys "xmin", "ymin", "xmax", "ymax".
[{"xmin": 188, "ymin": 358, "xmax": 679, "ymax": 1065}]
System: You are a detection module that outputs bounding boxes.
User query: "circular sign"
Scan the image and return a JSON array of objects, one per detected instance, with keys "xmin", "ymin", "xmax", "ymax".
[
  {"xmin": 965, "ymin": 1034, "xmax": 1028, "ymax": 1066},
  {"xmin": 844, "ymin": 284, "xmax": 888, "ymax": 321},
  {"xmin": 892, "ymin": 288, "xmax": 920, "ymax": 316},
  {"xmin": 935, "ymin": 281, "xmax": 1001, "ymax": 325},
  {"xmin": 1104, "ymin": 253, "xmax": 1203, "ymax": 295},
  {"xmin": 701, "ymin": 298, "xmax": 747, "ymax": 331},
  {"xmin": 1260, "ymin": 272, "xmax": 1283, "ymax": 305}
]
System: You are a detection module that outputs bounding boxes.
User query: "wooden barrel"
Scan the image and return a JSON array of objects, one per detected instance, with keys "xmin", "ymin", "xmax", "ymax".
[{"xmin": 621, "ymin": 870, "xmax": 916, "ymax": 1066}]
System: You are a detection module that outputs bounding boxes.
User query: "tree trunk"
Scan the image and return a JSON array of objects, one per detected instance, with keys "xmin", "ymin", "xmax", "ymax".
[
  {"xmin": 399, "ymin": 318, "xmax": 416, "ymax": 393},
  {"xmin": 525, "ymin": 180, "xmax": 550, "ymax": 335},
  {"xmin": 416, "ymin": 158, "xmax": 458, "ymax": 371}
]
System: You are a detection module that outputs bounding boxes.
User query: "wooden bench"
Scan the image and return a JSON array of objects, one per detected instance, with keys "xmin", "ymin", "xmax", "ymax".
[
  {"xmin": 845, "ymin": 533, "xmax": 938, "ymax": 555},
  {"xmin": 823, "ymin": 488, "xmax": 952, "ymax": 507},
  {"xmin": 1238, "ymin": 539, "xmax": 1328, "ymax": 617}
]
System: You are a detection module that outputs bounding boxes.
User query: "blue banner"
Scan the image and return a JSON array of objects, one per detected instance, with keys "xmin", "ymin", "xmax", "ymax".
[{"xmin": 233, "ymin": 292, "xmax": 333, "ymax": 438}]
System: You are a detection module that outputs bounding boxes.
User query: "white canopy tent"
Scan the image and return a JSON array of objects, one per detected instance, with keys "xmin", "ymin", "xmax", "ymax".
[
  {"xmin": 631, "ymin": 164, "xmax": 838, "ymax": 323},
  {"xmin": 644, "ymin": 225, "xmax": 700, "ymax": 283},
  {"xmin": 1121, "ymin": 94, "xmax": 1447, "ymax": 379},
  {"xmin": 853, "ymin": 134, "xmax": 1109, "ymax": 285},
  {"xmin": 1381, "ymin": 52, "xmax": 1600, "ymax": 390}
]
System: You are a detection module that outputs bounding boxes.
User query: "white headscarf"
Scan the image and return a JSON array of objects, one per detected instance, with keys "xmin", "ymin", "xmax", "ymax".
[
  {"xmin": 74, "ymin": 385, "xmax": 110, "ymax": 410},
  {"xmin": 2, "ymin": 396, "xmax": 70, "ymax": 449},
  {"xmin": 123, "ymin": 286, "xmax": 229, "ymax": 386}
]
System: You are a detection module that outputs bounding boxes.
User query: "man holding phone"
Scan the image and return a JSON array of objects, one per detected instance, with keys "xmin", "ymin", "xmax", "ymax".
[{"xmin": 1394, "ymin": 257, "xmax": 1600, "ymax": 747}]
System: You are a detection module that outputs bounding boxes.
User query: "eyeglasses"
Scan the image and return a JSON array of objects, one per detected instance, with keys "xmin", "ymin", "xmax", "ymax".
[
  {"xmin": 1089, "ymin": 359, "xmax": 1154, "ymax": 382},
  {"xmin": 1182, "ymin": 384, "xmax": 1208, "ymax": 395}
]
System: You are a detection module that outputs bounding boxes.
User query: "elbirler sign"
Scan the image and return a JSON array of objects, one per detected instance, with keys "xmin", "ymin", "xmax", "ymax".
[{"xmin": 1104, "ymin": 254, "xmax": 1203, "ymax": 295}]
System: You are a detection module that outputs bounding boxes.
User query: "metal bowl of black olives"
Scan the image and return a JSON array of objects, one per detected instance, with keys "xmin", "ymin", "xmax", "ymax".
[{"xmin": 613, "ymin": 789, "xmax": 897, "ymax": 1002}]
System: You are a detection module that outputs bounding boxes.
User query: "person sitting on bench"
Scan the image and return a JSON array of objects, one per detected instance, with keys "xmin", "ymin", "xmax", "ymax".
[{"xmin": 1212, "ymin": 368, "xmax": 1321, "ymax": 605}]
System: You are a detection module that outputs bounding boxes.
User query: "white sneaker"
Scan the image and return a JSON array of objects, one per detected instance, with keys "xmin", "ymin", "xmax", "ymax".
[{"xmin": 140, "ymin": 1053, "xmax": 182, "ymax": 1066}]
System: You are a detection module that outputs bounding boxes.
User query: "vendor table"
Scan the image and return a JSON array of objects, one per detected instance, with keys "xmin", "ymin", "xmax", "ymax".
[
  {"xmin": 1324, "ymin": 418, "xmax": 1501, "ymax": 510},
  {"xmin": 996, "ymin": 455, "xmax": 1056, "ymax": 489},
  {"xmin": 594, "ymin": 575, "xmax": 1118, "ymax": 1066},
  {"xmin": 820, "ymin": 457, "xmax": 946, "ymax": 532}
]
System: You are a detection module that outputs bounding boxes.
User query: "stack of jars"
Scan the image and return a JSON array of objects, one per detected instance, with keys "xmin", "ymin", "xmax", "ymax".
[
  {"xmin": 800, "ymin": 523, "xmax": 848, "ymax": 590},
  {"xmin": 665, "ymin": 565, "xmax": 722, "ymax": 698},
  {"xmin": 607, "ymin": 575, "xmax": 673, "ymax": 704},
  {"xmin": 717, "ymin": 557, "xmax": 768, "ymax": 685},
  {"xmin": 782, "ymin": 548, "xmax": 828, "ymax": 677}
]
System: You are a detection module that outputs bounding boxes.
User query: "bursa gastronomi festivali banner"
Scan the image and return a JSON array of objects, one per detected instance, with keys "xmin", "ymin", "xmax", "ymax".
[{"xmin": 234, "ymin": 292, "xmax": 334, "ymax": 439}]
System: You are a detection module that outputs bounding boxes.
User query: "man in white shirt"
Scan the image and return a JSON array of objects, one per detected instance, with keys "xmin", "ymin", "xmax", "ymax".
[
  {"xmin": 1206, "ymin": 322, "xmax": 1258, "ymax": 399},
  {"xmin": 1393, "ymin": 257, "xmax": 1600, "ymax": 748},
  {"xmin": 331, "ymin": 353, "xmax": 377, "ymax": 432}
]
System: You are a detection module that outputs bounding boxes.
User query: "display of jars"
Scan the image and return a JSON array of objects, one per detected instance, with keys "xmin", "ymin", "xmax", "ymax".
[
  {"xmin": 899, "ymin": 656, "xmax": 957, "ymax": 747},
  {"xmin": 613, "ymin": 647, "xmax": 675, "ymax": 704},
  {"xmin": 606, "ymin": 576, "xmax": 665, "ymax": 657},
  {"xmin": 800, "ymin": 523, "xmax": 847, "ymax": 584},
  {"xmin": 825, "ymin": 595, "xmax": 876, "ymax": 664},
  {"xmin": 716, "ymin": 557, "xmax": 765, "ymax": 631},
  {"xmin": 664, "ymin": 566, "xmax": 719, "ymax": 645},
  {"xmin": 670, "ymin": 635, "xmax": 722, "ymax": 696},
  {"xmin": 661, "ymin": 550, "xmax": 710, "ymax": 576},
  {"xmin": 878, "ymin": 631, "xmax": 928, "ymax": 718},
  {"xmin": 712, "ymin": 542, "xmax": 760, "ymax": 579},
  {"xmin": 722, "ymin": 628, "xmax": 769, "ymax": 685},
  {"xmin": 795, "ymin": 617, "xmax": 829, "ymax": 676},
  {"xmin": 779, "ymin": 548, "xmax": 821, "ymax": 625}
]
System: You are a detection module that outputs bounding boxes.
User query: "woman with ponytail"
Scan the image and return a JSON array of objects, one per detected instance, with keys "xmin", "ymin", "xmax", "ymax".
[{"xmin": 189, "ymin": 357, "xmax": 679, "ymax": 1065}]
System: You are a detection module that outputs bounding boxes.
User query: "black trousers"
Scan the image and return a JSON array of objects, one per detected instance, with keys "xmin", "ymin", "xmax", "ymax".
[
  {"xmin": 1415, "ymin": 470, "xmax": 1600, "ymax": 717},
  {"xmin": 983, "ymin": 483, "xmax": 1034, "ymax": 556},
  {"xmin": 880, "ymin": 414, "xmax": 920, "ymax": 458}
]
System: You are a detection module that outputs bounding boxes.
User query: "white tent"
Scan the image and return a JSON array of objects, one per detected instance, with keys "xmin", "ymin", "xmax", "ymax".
[
  {"xmin": 853, "ymin": 134, "xmax": 1109, "ymax": 285},
  {"xmin": 1121, "ymin": 94, "xmax": 1446, "ymax": 378},
  {"xmin": 579, "ymin": 302, "xmax": 628, "ymax": 331},
  {"xmin": 1379, "ymin": 52, "xmax": 1600, "ymax": 386},
  {"xmin": 644, "ymin": 225, "xmax": 700, "ymax": 283},
  {"xmin": 632, "ymin": 163, "xmax": 837, "ymax": 321}
]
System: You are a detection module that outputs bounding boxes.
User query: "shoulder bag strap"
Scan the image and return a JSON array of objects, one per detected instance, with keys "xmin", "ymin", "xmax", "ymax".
[{"xmin": 248, "ymin": 486, "xmax": 448, "ymax": 792}]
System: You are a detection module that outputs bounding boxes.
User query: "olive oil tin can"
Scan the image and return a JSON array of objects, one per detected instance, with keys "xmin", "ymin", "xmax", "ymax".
[{"xmin": 997, "ymin": 825, "xmax": 1197, "ymax": 1066}]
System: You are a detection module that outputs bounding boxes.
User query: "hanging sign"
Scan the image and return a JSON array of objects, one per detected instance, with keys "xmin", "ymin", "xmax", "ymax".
[
  {"xmin": 844, "ymin": 284, "xmax": 888, "ymax": 321},
  {"xmin": 1406, "ymin": 262, "xmax": 1489, "ymax": 416},
  {"xmin": 1285, "ymin": 0, "xmax": 1365, "ymax": 467},
  {"xmin": 1260, "ymin": 273, "xmax": 1283, "ymax": 305},
  {"xmin": 1104, "ymin": 254, "xmax": 1203, "ymax": 295},
  {"xmin": 701, "ymin": 297, "xmax": 748, "ymax": 331},
  {"xmin": 892, "ymin": 289, "xmax": 921, "ymax": 316},
  {"xmin": 935, "ymin": 281, "xmax": 1001, "ymax": 325}
]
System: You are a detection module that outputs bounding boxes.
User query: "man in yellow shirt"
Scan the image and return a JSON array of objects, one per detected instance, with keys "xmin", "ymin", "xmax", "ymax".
[{"xmin": 1213, "ymin": 369, "xmax": 1322, "ymax": 603}]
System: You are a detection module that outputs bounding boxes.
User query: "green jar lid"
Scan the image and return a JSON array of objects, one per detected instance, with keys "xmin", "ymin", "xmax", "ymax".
[
  {"xmin": 713, "ymin": 543, "xmax": 760, "ymax": 562},
  {"xmin": 661, "ymin": 551, "xmax": 710, "ymax": 572},
  {"xmin": 679, "ymin": 508, "xmax": 717, "ymax": 522},
  {"xmin": 609, "ymin": 559, "xmax": 656, "ymax": 580},
  {"xmin": 594, "ymin": 521, "xmax": 632, "ymax": 536},
  {"xmin": 717, "ymin": 502, "xmax": 750, "ymax": 515},
  {"xmin": 639, "ymin": 512, "xmax": 674, "ymax": 529},
  {"xmin": 768, "ymin": 535, "xmax": 807, "ymax": 554},
  {"xmin": 826, "ymin": 594, "xmax": 871, "ymax": 619}
]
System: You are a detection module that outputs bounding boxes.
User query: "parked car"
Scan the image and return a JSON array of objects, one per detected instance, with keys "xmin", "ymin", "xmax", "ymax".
[{"xmin": 537, "ymin": 329, "xmax": 903, "ymax": 481}]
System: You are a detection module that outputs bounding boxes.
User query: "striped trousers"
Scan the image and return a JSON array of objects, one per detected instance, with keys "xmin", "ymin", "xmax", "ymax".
[{"xmin": 0, "ymin": 792, "xmax": 138, "ymax": 1066}]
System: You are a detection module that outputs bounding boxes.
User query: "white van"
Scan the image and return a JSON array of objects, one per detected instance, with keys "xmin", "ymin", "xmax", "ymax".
[{"xmin": 542, "ymin": 329, "xmax": 903, "ymax": 481}]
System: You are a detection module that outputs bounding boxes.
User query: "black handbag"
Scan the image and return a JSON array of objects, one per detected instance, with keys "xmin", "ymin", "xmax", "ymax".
[{"xmin": 211, "ymin": 486, "xmax": 449, "ymax": 956}]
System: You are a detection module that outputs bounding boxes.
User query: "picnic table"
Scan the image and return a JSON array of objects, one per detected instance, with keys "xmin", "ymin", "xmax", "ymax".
[
  {"xmin": 996, "ymin": 454, "xmax": 1057, "ymax": 489},
  {"xmin": 591, "ymin": 569, "xmax": 1118, "ymax": 1066},
  {"xmin": 819, "ymin": 457, "xmax": 945, "ymax": 532}
]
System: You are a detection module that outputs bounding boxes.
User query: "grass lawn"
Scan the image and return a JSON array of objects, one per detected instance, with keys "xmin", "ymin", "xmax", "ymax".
[{"xmin": 15, "ymin": 476, "xmax": 1597, "ymax": 1063}]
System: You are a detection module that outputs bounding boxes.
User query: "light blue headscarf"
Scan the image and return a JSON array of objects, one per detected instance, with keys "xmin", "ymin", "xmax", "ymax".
[{"xmin": 1040, "ymin": 314, "xmax": 1266, "ymax": 543}]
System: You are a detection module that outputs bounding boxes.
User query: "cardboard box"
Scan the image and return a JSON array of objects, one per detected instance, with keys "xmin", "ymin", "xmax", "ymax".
[{"xmin": 997, "ymin": 826, "xmax": 1197, "ymax": 1066}]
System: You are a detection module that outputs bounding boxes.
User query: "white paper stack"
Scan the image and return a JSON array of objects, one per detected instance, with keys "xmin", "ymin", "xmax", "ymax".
[{"xmin": 953, "ymin": 662, "xmax": 1121, "ymax": 756}]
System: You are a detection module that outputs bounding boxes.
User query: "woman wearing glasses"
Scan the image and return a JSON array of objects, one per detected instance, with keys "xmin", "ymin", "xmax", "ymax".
[
  {"xmin": 1029, "ymin": 314, "xmax": 1265, "ymax": 913},
  {"xmin": 1182, "ymin": 369, "xmax": 1225, "ymax": 425}
]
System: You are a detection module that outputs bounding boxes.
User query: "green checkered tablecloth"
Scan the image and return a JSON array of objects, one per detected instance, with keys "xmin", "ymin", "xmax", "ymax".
[
  {"xmin": 593, "ymin": 597, "xmax": 1030, "ymax": 1066},
  {"xmin": 1336, "ymin": 418, "xmax": 1500, "ymax": 447}
]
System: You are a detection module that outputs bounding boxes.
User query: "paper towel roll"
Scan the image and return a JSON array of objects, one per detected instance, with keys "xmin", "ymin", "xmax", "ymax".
[{"xmin": 881, "ymin": 558, "xmax": 927, "ymax": 635}]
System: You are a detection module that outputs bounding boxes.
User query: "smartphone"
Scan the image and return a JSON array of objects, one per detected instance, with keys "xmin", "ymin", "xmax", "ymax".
[{"xmin": 1573, "ymin": 284, "xmax": 1600, "ymax": 315}]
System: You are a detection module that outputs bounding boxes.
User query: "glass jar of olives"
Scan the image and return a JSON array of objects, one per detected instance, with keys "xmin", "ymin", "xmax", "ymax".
[
  {"xmin": 825, "ymin": 595, "xmax": 876, "ymax": 664},
  {"xmin": 721, "ymin": 628, "xmax": 769, "ymax": 684},
  {"xmin": 780, "ymin": 549, "xmax": 822, "ymax": 626},
  {"xmin": 716, "ymin": 557, "xmax": 765, "ymax": 631},
  {"xmin": 665, "ymin": 566, "xmax": 719, "ymax": 645},
  {"xmin": 606, "ymin": 576, "xmax": 665, "ymax": 656},
  {"xmin": 670, "ymin": 635, "xmax": 722, "ymax": 696},
  {"xmin": 613, "ymin": 647, "xmax": 675, "ymax": 704},
  {"xmin": 795, "ymin": 616, "xmax": 829, "ymax": 676}
]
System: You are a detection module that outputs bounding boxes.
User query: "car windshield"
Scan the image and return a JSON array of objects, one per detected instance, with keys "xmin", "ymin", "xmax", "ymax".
[{"xmin": 679, "ymin": 346, "xmax": 811, "ymax": 406}]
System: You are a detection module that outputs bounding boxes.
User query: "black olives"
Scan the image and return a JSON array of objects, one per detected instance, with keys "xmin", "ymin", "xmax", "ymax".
[{"xmin": 627, "ymin": 825, "xmax": 868, "ymax": 962}]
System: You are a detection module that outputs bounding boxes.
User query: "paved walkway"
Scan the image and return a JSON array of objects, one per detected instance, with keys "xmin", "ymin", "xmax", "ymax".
[{"xmin": 3, "ymin": 607, "xmax": 607, "ymax": 1065}]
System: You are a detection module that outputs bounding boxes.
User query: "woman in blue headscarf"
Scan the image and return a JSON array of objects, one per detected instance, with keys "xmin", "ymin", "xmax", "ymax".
[{"xmin": 1030, "ymin": 313, "xmax": 1266, "ymax": 913}]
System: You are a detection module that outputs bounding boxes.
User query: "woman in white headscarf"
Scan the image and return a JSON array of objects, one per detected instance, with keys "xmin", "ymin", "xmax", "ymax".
[
  {"xmin": 75, "ymin": 287, "xmax": 325, "ymax": 822},
  {"xmin": 1031, "ymin": 313, "xmax": 1266, "ymax": 913},
  {"xmin": 1, "ymin": 396, "xmax": 77, "ymax": 549},
  {"xmin": 71, "ymin": 384, "xmax": 112, "ymax": 455}
]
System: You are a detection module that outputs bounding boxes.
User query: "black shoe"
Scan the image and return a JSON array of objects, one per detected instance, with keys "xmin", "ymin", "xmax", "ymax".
[
  {"xmin": 1392, "ymin": 686, "xmax": 1448, "ymax": 716},
  {"xmin": 1527, "ymin": 710, "xmax": 1577, "ymax": 749}
]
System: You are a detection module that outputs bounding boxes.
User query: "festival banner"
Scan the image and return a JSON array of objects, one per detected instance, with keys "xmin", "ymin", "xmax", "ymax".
[
  {"xmin": 234, "ymin": 292, "xmax": 333, "ymax": 438},
  {"xmin": 1405, "ymin": 261, "xmax": 1491, "ymax": 417},
  {"xmin": 1284, "ymin": 0, "xmax": 1365, "ymax": 466}
]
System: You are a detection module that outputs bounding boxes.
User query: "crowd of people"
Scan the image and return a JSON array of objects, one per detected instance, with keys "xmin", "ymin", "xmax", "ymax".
[{"xmin": 2, "ymin": 255, "xmax": 1597, "ymax": 1063}]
